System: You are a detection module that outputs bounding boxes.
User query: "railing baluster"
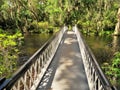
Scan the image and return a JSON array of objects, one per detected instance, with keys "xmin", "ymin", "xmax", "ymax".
[
  {"xmin": 74, "ymin": 25, "xmax": 116, "ymax": 90},
  {"xmin": 0, "ymin": 26, "xmax": 67, "ymax": 90}
]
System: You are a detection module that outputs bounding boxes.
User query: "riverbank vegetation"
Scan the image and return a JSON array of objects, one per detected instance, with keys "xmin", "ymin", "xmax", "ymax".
[
  {"xmin": 0, "ymin": 0, "xmax": 119, "ymax": 34},
  {"xmin": 102, "ymin": 52, "xmax": 120, "ymax": 85},
  {"xmin": 0, "ymin": 30, "xmax": 23, "ymax": 77},
  {"xmin": 0, "ymin": 0, "xmax": 120, "ymax": 86}
]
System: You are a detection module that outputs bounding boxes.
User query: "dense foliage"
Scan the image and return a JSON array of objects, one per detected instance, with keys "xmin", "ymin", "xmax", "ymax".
[
  {"xmin": 0, "ymin": 30, "xmax": 23, "ymax": 77},
  {"xmin": 76, "ymin": 0, "xmax": 119, "ymax": 35},
  {"xmin": 0, "ymin": 0, "xmax": 120, "ymax": 84},
  {"xmin": 102, "ymin": 52, "xmax": 120, "ymax": 84},
  {"xmin": 0, "ymin": 0, "xmax": 119, "ymax": 34}
]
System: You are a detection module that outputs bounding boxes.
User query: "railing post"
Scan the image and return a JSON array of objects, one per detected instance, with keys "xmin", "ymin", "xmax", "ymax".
[
  {"xmin": 0, "ymin": 78, "xmax": 10, "ymax": 90},
  {"xmin": 0, "ymin": 26, "xmax": 67, "ymax": 90},
  {"xmin": 74, "ymin": 25, "xmax": 117, "ymax": 90}
]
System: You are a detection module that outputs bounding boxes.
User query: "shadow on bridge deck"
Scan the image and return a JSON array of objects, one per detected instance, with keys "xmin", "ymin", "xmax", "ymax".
[{"xmin": 37, "ymin": 31, "xmax": 89, "ymax": 90}]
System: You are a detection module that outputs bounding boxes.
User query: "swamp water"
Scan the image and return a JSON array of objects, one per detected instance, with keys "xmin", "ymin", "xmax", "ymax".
[
  {"xmin": 83, "ymin": 35, "xmax": 120, "ymax": 89},
  {"xmin": 18, "ymin": 33, "xmax": 53, "ymax": 66}
]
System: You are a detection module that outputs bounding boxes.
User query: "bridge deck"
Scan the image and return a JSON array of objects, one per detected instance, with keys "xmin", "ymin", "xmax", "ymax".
[{"xmin": 37, "ymin": 31, "xmax": 89, "ymax": 90}]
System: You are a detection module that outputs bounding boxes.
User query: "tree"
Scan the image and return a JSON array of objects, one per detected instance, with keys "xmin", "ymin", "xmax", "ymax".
[{"xmin": 114, "ymin": 8, "xmax": 120, "ymax": 35}]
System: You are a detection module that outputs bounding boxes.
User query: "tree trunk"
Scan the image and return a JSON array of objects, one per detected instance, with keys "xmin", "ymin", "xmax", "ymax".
[
  {"xmin": 114, "ymin": 8, "xmax": 120, "ymax": 35},
  {"xmin": 112, "ymin": 36, "xmax": 118, "ymax": 52},
  {"xmin": 23, "ymin": 18, "xmax": 29, "ymax": 34}
]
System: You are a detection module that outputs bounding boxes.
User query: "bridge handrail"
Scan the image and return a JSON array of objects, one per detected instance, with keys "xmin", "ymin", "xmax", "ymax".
[
  {"xmin": 0, "ymin": 26, "xmax": 68, "ymax": 90},
  {"xmin": 74, "ymin": 25, "xmax": 117, "ymax": 90}
]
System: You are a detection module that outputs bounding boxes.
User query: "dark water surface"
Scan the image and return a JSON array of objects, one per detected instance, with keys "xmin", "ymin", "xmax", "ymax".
[
  {"xmin": 8, "ymin": 32, "xmax": 120, "ymax": 89},
  {"xmin": 18, "ymin": 33, "xmax": 53, "ymax": 66},
  {"xmin": 1, "ymin": 33, "xmax": 53, "ymax": 78},
  {"xmin": 83, "ymin": 35, "xmax": 120, "ymax": 89}
]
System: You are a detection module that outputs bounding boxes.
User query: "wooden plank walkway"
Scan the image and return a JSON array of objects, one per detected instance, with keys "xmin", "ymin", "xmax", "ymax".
[{"xmin": 37, "ymin": 31, "xmax": 89, "ymax": 90}]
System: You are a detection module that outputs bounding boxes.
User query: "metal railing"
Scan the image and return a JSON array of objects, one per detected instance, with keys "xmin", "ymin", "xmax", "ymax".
[
  {"xmin": 73, "ymin": 25, "xmax": 117, "ymax": 90},
  {"xmin": 0, "ymin": 26, "xmax": 68, "ymax": 90}
]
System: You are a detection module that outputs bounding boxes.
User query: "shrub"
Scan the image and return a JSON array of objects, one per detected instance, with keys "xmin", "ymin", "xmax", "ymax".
[
  {"xmin": 102, "ymin": 52, "xmax": 120, "ymax": 84},
  {"xmin": 0, "ymin": 32, "xmax": 23, "ymax": 78}
]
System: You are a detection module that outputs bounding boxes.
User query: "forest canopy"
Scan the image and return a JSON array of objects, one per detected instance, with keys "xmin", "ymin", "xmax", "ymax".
[
  {"xmin": 0, "ymin": 0, "xmax": 119, "ymax": 34},
  {"xmin": 0, "ymin": 0, "xmax": 120, "ymax": 78}
]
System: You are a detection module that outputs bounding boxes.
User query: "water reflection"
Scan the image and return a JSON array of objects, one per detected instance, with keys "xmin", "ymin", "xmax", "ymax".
[
  {"xmin": 83, "ymin": 35, "xmax": 120, "ymax": 89},
  {"xmin": 83, "ymin": 35, "xmax": 113, "ymax": 64},
  {"xmin": 18, "ymin": 33, "xmax": 53, "ymax": 66}
]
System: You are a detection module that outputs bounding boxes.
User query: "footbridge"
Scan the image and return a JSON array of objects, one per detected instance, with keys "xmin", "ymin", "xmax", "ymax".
[{"xmin": 0, "ymin": 25, "xmax": 117, "ymax": 90}]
